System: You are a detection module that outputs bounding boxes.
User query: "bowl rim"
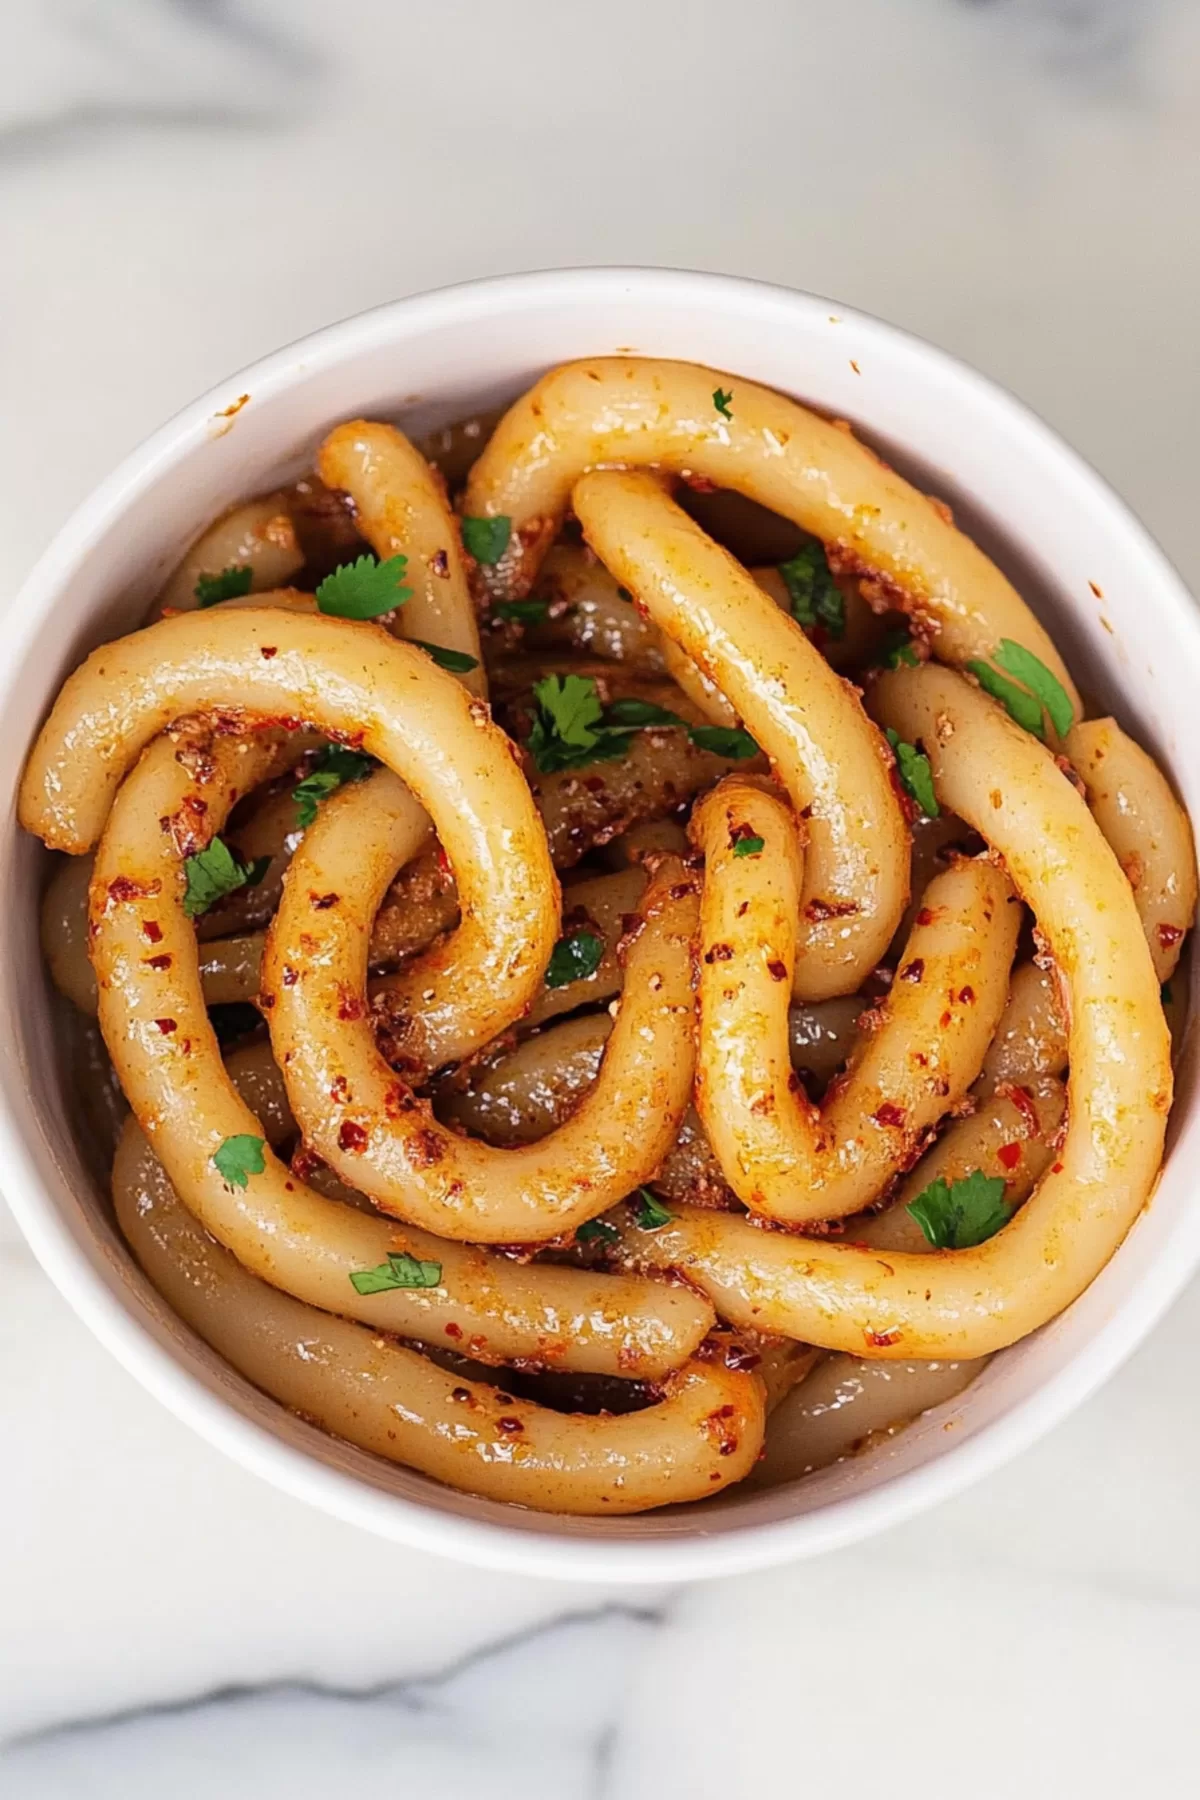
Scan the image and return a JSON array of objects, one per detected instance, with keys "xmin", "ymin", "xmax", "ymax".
[{"xmin": 4, "ymin": 264, "xmax": 1200, "ymax": 1582}]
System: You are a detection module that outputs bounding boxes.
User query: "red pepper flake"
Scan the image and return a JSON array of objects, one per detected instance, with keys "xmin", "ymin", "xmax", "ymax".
[
  {"xmin": 496, "ymin": 1417, "xmax": 524, "ymax": 1435},
  {"xmin": 805, "ymin": 896, "xmax": 859, "ymax": 922},
  {"xmin": 865, "ymin": 1327, "xmax": 901, "ymax": 1348},
  {"xmin": 705, "ymin": 942, "xmax": 734, "ymax": 963},
  {"xmin": 337, "ymin": 992, "xmax": 366, "ymax": 1021},
  {"xmin": 898, "ymin": 958, "xmax": 924, "ymax": 983},
  {"xmin": 767, "ymin": 959, "xmax": 788, "ymax": 982},
  {"xmin": 144, "ymin": 953, "xmax": 172, "ymax": 971},
  {"xmin": 915, "ymin": 906, "xmax": 935, "ymax": 927},
  {"xmin": 957, "ymin": 985, "xmax": 976, "ymax": 1005},
  {"xmin": 434, "ymin": 844, "xmax": 452, "ymax": 881},
  {"xmin": 311, "ymin": 892, "xmax": 339, "ymax": 910},
  {"xmin": 444, "ymin": 1322, "xmax": 463, "ymax": 1340},
  {"xmin": 108, "ymin": 875, "xmax": 160, "ymax": 903},
  {"xmin": 142, "ymin": 919, "xmax": 163, "ymax": 943},
  {"xmin": 408, "ymin": 1127, "xmax": 446, "ymax": 1168},
  {"xmin": 153, "ymin": 1018, "xmax": 177, "ymax": 1034},
  {"xmin": 450, "ymin": 1385, "xmax": 470, "ymax": 1401},
  {"xmin": 583, "ymin": 776, "xmax": 606, "ymax": 793},
  {"xmin": 872, "ymin": 1101, "xmax": 906, "ymax": 1129},
  {"xmin": 997, "ymin": 1141, "xmax": 1022, "ymax": 1171},
  {"xmin": 260, "ymin": 646, "xmax": 278, "ymax": 660},
  {"xmin": 1157, "ymin": 922, "xmax": 1184, "ymax": 950},
  {"xmin": 997, "ymin": 1081, "xmax": 1039, "ymax": 1131},
  {"xmin": 1051, "ymin": 1161, "xmax": 1065, "ymax": 1174},
  {"xmin": 281, "ymin": 966, "xmax": 298, "ymax": 986},
  {"xmin": 337, "ymin": 1120, "xmax": 368, "ymax": 1152}
]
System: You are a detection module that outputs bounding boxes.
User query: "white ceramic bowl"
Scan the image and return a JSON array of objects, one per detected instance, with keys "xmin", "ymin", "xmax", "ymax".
[{"xmin": 3, "ymin": 268, "xmax": 1198, "ymax": 1581}]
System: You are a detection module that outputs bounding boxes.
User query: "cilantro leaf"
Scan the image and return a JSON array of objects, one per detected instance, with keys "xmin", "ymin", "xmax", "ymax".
[
  {"xmin": 966, "ymin": 659, "xmax": 1047, "ymax": 738},
  {"xmin": 876, "ymin": 629, "xmax": 920, "ymax": 669},
  {"xmin": 603, "ymin": 697, "xmax": 686, "ymax": 729},
  {"xmin": 410, "ymin": 640, "xmax": 480, "ymax": 674},
  {"xmin": 733, "ymin": 834, "xmax": 765, "ymax": 858},
  {"xmin": 777, "ymin": 540, "xmax": 845, "ymax": 638},
  {"xmin": 316, "ymin": 554, "xmax": 412, "ymax": 620},
  {"xmin": 545, "ymin": 930, "xmax": 605, "ymax": 988},
  {"xmin": 494, "ymin": 598, "xmax": 550, "ymax": 626},
  {"xmin": 993, "ymin": 639, "xmax": 1074, "ymax": 738},
  {"xmin": 689, "ymin": 724, "xmax": 759, "ymax": 759},
  {"xmin": 632, "ymin": 1188, "xmax": 673, "ymax": 1230},
  {"xmin": 906, "ymin": 1168, "xmax": 1012, "ymax": 1250},
  {"xmin": 461, "ymin": 515, "xmax": 512, "ymax": 565},
  {"xmin": 526, "ymin": 674, "xmax": 630, "ymax": 773},
  {"xmin": 576, "ymin": 1217, "xmax": 620, "ymax": 1246},
  {"xmin": 195, "ymin": 565, "xmax": 253, "ymax": 608},
  {"xmin": 213, "ymin": 1134, "xmax": 266, "ymax": 1189},
  {"xmin": 713, "ymin": 386, "xmax": 734, "ymax": 419},
  {"xmin": 183, "ymin": 837, "xmax": 271, "ymax": 918},
  {"xmin": 349, "ymin": 1251, "xmax": 443, "ymax": 1296},
  {"xmin": 293, "ymin": 746, "xmax": 375, "ymax": 829},
  {"xmin": 885, "ymin": 728, "xmax": 939, "ymax": 818}
]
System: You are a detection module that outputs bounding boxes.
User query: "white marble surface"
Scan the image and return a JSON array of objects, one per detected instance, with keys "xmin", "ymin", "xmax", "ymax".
[{"xmin": 4, "ymin": 0, "xmax": 1200, "ymax": 1790}]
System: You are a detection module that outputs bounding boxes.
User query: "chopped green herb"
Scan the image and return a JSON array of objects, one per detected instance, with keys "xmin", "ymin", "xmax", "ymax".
[
  {"xmin": 494, "ymin": 598, "xmax": 551, "ymax": 626},
  {"xmin": 461, "ymin": 515, "xmax": 512, "ymax": 565},
  {"xmin": 603, "ymin": 697, "xmax": 684, "ymax": 729},
  {"xmin": 1162, "ymin": 980, "xmax": 1174, "ymax": 1006},
  {"xmin": 993, "ymin": 639, "xmax": 1074, "ymax": 738},
  {"xmin": 713, "ymin": 386, "xmax": 734, "ymax": 419},
  {"xmin": 876, "ymin": 629, "xmax": 920, "ymax": 670},
  {"xmin": 966, "ymin": 659, "xmax": 1047, "ymax": 738},
  {"xmin": 410, "ymin": 639, "xmax": 480, "ymax": 674},
  {"xmin": 527, "ymin": 674, "xmax": 629, "ymax": 773},
  {"xmin": 316, "ymin": 553, "xmax": 412, "ymax": 620},
  {"xmin": 632, "ymin": 1188, "xmax": 674, "ymax": 1230},
  {"xmin": 349, "ymin": 1251, "xmax": 443, "ymax": 1296},
  {"xmin": 906, "ymin": 1168, "xmax": 1012, "ymax": 1250},
  {"xmin": 183, "ymin": 837, "xmax": 271, "ymax": 918},
  {"xmin": 885, "ymin": 728, "xmax": 940, "ymax": 818},
  {"xmin": 545, "ymin": 930, "xmax": 605, "ymax": 988},
  {"xmin": 293, "ymin": 745, "xmax": 375, "ymax": 829},
  {"xmin": 576, "ymin": 1217, "xmax": 620, "ymax": 1247},
  {"xmin": 732, "ymin": 834, "xmax": 766, "ymax": 858},
  {"xmin": 194, "ymin": 565, "xmax": 253, "ymax": 608},
  {"xmin": 213, "ymin": 1134, "xmax": 266, "ymax": 1189},
  {"xmin": 689, "ymin": 724, "xmax": 759, "ymax": 759},
  {"xmin": 777, "ymin": 539, "xmax": 845, "ymax": 638}
]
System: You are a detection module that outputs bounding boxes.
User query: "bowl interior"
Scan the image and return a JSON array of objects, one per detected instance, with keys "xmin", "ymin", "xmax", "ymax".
[{"xmin": 3, "ymin": 269, "xmax": 1198, "ymax": 1578}]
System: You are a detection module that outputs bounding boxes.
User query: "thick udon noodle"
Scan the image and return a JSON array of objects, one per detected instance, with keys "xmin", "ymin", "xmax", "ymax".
[{"xmin": 21, "ymin": 359, "xmax": 1195, "ymax": 1514}]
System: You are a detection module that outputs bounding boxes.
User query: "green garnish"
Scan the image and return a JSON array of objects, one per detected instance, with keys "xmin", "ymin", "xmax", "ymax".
[
  {"xmin": 632, "ymin": 1188, "xmax": 674, "ymax": 1231},
  {"xmin": 494, "ymin": 598, "xmax": 550, "ymax": 626},
  {"xmin": 713, "ymin": 387, "xmax": 734, "ymax": 419},
  {"xmin": 965, "ymin": 642, "xmax": 1072, "ymax": 741},
  {"xmin": 349, "ymin": 1252, "xmax": 443, "ymax": 1296},
  {"xmin": 410, "ymin": 640, "xmax": 480, "ymax": 674},
  {"xmin": 213, "ymin": 1134, "xmax": 266, "ymax": 1189},
  {"xmin": 576, "ymin": 1218, "xmax": 620, "ymax": 1247},
  {"xmin": 315, "ymin": 554, "xmax": 412, "ymax": 620},
  {"xmin": 545, "ymin": 930, "xmax": 605, "ymax": 988},
  {"xmin": 194, "ymin": 565, "xmax": 253, "ymax": 608},
  {"xmin": 906, "ymin": 1169, "xmax": 1012, "ymax": 1250},
  {"xmin": 876, "ymin": 629, "xmax": 920, "ymax": 669},
  {"xmin": 527, "ymin": 674, "xmax": 629, "ymax": 774},
  {"xmin": 461, "ymin": 515, "xmax": 512, "ymax": 565},
  {"xmin": 292, "ymin": 746, "xmax": 375, "ymax": 829},
  {"xmin": 993, "ymin": 640, "xmax": 1074, "ymax": 738},
  {"xmin": 688, "ymin": 724, "xmax": 759, "ymax": 759},
  {"xmin": 885, "ymin": 729, "xmax": 939, "ymax": 818},
  {"xmin": 526, "ymin": 676, "xmax": 759, "ymax": 773},
  {"xmin": 777, "ymin": 539, "xmax": 845, "ymax": 638},
  {"xmin": 732, "ymin": 834, "xmax": 766, "ymax": 857},
  {"xmin": 182, "ymin": 838, "xmax": 271, "ymax": 918}
]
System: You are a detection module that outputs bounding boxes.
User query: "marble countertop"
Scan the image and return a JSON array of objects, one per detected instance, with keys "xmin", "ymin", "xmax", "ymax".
[{"xmin": 4, "ymin": 0, "xmax": 1200, "ymax": 1791}]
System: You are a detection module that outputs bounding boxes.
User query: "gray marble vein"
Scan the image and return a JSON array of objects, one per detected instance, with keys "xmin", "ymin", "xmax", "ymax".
[
  {"xmin": 0, "ymin": 0, "xmax": 321, "ymax": 164},
  {"xmin": 0, "ymin": 1605, "xmax": 661, "ymax": 1798}
]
